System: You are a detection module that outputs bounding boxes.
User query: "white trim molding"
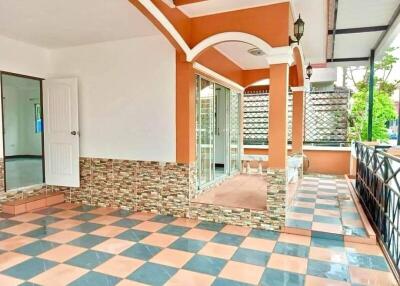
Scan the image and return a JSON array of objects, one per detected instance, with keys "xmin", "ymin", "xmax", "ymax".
[
  {"xmin": 138, "ymin": 0, "xmax": 190, "ymax": 54},
  {"xmin": 187, "ymin": 32, "xmax": 274, "ymax": 62},
  {"xmin": 267, "ymin": 46, "xmax": 293, "ymax": 65},
  {"xmin": 291, "ymin": 86, "xmax": 304, "ymax": 92},
  {"xmin": 193, "ymin": 62, "xmax": 245, "ymax": 91}
]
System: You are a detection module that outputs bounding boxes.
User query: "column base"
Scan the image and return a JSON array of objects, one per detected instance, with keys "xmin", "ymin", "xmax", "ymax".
[{"xmin": 266, "ymin": 168, "xmax": 288, "ymax": 230}]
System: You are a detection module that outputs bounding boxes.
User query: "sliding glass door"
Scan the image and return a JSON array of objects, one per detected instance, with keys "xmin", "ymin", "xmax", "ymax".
[
  {"xmin": 229, "ymin": 91, "xmax": 241, "ymax": 173},
  {"xmin": 196, "ymin": 76, "xmax": 215, "ymax": 187},
  {"xmin": 196, "ymin": 75, "xmax": 241, "ymax": 190}
]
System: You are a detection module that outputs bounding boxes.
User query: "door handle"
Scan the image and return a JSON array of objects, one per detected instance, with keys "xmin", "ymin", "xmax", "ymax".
[{"xmin": 71, "ymin": 131, "xmax": 78, "ymax": 135}]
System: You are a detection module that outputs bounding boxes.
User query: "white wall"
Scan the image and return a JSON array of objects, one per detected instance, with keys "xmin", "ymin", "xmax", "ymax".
[{"xmin": 50, "ymin": 35, "xmax": 176, "ymax": 162}]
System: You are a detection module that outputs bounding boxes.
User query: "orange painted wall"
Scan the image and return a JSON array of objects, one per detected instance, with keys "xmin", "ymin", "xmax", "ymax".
[
  {"xmin": 243, "ymin": 69, "xmax": 270, "ymax": 87},
  {"xmin": 243, "ymin": 148, "xmax": 351, "ymax": 175},
  {"xmin": 190, "ymin": 3, "xmax": 290, "ymax": 47},
  {"xmin": 196, "ymin": 47, "xmax": 243, "ymax": 85}
]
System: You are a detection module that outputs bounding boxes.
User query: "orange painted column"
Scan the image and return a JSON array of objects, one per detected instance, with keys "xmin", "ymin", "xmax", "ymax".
[
  {"xmin": 291, "ymin": 90, "xmax": 304, "ymax": 154},
  {"xmin": 176, "ymin": 52, "xmax": 196, "ymax": 164},
  {"xmin": 268, "ymin": 63, "xmax": 289, "ymax": 169}
]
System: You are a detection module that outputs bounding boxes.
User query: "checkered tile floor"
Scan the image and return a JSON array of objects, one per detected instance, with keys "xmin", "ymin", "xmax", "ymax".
[
  {"xmin": 286, "ymin": 175, "xmax": 367, "ymax": 237},
  {"xmin": 0, "ymin": 203, "xmax": 397, "ymax": 285}
]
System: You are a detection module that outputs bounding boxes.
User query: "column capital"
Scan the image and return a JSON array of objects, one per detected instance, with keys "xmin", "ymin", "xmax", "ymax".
[
  {"xmin": 266, "ymin": 46, "xmax": 293, "ymax": 65},
  {"xmin": 291, "ymin": 86, "xmax": 305, "ymax": 92}
]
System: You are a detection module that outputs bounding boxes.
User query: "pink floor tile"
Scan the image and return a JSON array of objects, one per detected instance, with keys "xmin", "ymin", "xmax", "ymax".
[
  {"xmin": 0, "ymin": 274, "xmax": 23, "ymax": 286},
  {"xmin": 315, "ymin": 199, "xmax": 338, "ymax": 206},
  {"xmin": 278, "ymin": 233, "xmax": 311, "ymax": 246},
  {"xmin": 90, "ymin": 215, "xmax": 121, "ymax": 225},
  {"xmin": 2, "ymin": 222, "xmax": 40, "ymax": 235},
  {"xmin": 292, "ymin": 201, "xmax": 315, "ymax": 208},
  {"xmin": 133, "ymin": 221, "xmax": 165, "ymax": 232},
  {"xmin": 12, "ymin": 212, "xmax": 44, "ymax": 222},
  {"xmin": 240, "ymin": 237, "xmax": 276, "ymax": 252},
  {"xmin": 0, "ymin": 236, "xmax": 36, "ymax": 251},
  {"xmin": 38, "ymin": 244, "xmax": 87, "ymax": 263},
  {"xmin": 30, "ymin": 264, "xmax": 88, "ymax": 286},
  {"xmin": 198, "ymin": 242, "xmax": 237, "ymax": 259},
  {"xmin": 220, "ymin": 225, "xmax": 251, "ymax": 236},
  {"xmin": 128, "ymin": 212, "xmax": 157, "ymax": 221},
  {"xmin": 52, "ymin": 210, "xmax": 81, "ymax": 219},
  {"xmin": 90, "ymin": 225, "xmax": 126, "ymax": 237},
  {"xmin": 44, "ymin": 230, "xmax": 84, "ymax": 243},
  {"xmin": 267, "ymin": 253, "xmax": 308, "ymax": 274},
  {"xmin": 219, "ymin": 261, "xmax": 264, "ymax": 285},
  {"xmin": 48, "ymin": 219, "xmax": 82, "ymax": 229},
  {"xmin": 140, "ymin": 233, "xmax": 178, "ymax": 248},
  {"xmin": 165, "ymin": 269, "xmax": 215, "ymax": 286},
  {"xmin": 309, "ymin": 247, "xmax": 347, "ymax": 264},
  {"xmin": 171, "ymin": 218, "xmax": 199, "ymax": 228},
  {"xmin": 344, "ymin": 242, "xmax": 384, "ymax": 256},
  {"xmin": 183, "ymin": 228, "xmax": 217, "ymax": 241},
  {"xmin": 150, "ymin": 248, "xmax": 194, "ymax": 268},
  {"xmin": 117, "ymin": 280, "xmax": 149, "ymax": 286},
  {"xmin": 92, "ymin": 238, "xmax": 134, "ymax": 254},
  {"xmin": 89, "ymin": 207, "xmax": 117, "ymax": 215},
  {"xmin": 313, "ymin": 209, "xmax": 341, "ymax": 217},
  {"xmin": 349, "ymin": 266, "xmax": 397, "ymax": 286},
  {"xmin": 312, "ymin": 222, "xmax": 343, "ymax": 234},
  {"xmin": 0, "ymin": 252, "xmax": 31, "ymax": 271},
  {"xmin": 286, "ymin": 212, "xmax": 314, "ymax": 222},
  {"xmin": 94, "ymin": 256, "xmax": 144, "ymax": 278},
  {"xmin": 305, "ymin": 275, "xmax": 350, "ymax": 286}
]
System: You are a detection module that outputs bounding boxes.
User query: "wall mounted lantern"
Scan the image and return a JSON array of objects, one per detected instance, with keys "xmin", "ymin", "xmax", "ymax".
[
  {"xmin": 289, "ymin": 14, "xmax": 305, "ymax": 45},
  {"xmin": 306, "ymin": 62, "xmax": 313, "ymax": 79}
]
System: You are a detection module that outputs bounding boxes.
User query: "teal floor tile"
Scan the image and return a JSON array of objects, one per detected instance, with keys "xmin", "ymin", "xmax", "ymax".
[
  {"xmin": 158, "ymin": 225, "xmax": 190, "ymax": 236},
  {"xmin": 69, "ymin": 234, "xmax": 108, "ymax": 248},
  {"xmin": 109, "ymin": 209, "xmax": 132, "ymax": 217},
  {"xmin": 24, "ymin": 227, "xmax": 60, "ymax": 239},
  {"xmin": 169, "ymin": 237, "xmax": 206, "ymax": 253},
  {"xmin": 3, "ymin": 258, "xmax": 56, "ymax": 280},
  {"xmin": 274, "ymin": 242, "xmax": 309, "ymax": 258},
  {"xmin": 30, "ymin": 216, "xmax": 61, "ymax": 226},
  {"xmin": 15, "ymin": 240, "xmax": 59, "ymax": 256},
  {"xmin": 116, "ymin": 229, "xmax": 150, "ymax": 242},
  {"xmin": 347, "ymin": 252, "xmax": 389, "ymax": 271},
  {"xmin": 249, "ymin": 229, "xmax": 279, "ymax": 240},
  {"xmin": 286, "ymin": 219, "xmax": 312, "ymax": 229},
  {"xmin": 127, "ymin": 262, "xmax": 177, "ymax": 286},
  {"xmin": 120, "ymin": 243, "xmax": 162, "ymax": 260},
  {"xmin": 311, "ymin": 237, "xmax": 344, "ymax": 249},
  {"xmin": 196, "ymin": 221, "xmax": 225, "ymax": 231},
  {"xmin": 0, "ymin": 220, "xmax": 19, "ymax": 230},
  {"xmin": 66, "ymin": 250, "xmax": 112, "ymax": 269},
  {"xmin": 0, "ymin": 231, "xmax": 12, "ymax": 241},
  {"xmin": 150, "ymin": 215, "xmax": 175, "ymax": 224},
  {"xmin": 72, "ymin": 213, "xmax": 98, "ymax": 221},
  {"xmin": 212, "ymin": 233, "xmax": 245, "ymax": 246},
  {"xmin": 307, "ymin": 259, "xmax": 349, "ymax": 282},
  {"xmin": 183, "ymin": 255, "xmax": 226, "ymax": 276},
  {"xmin": 112, "ymin": 218, "xmax": 141, "ymax": 228},
  {"xmin": 232, "ymin": 248, "xmax": 270, "ymax": 266},
  {"xmin": 68, "ymin": 271, "xmax": 120, "ymax": 286},
  {"xmin": 73, "ymin": 205, "xmax": 98, "ymax": 212},
  {"xmin": 71, "ymin": 222, "xmax": 103, "ymax": 233},
  {"xmin": 260, "ymin": 269, "xmax": 305, "ymax": 286},
  {"xmin": 212, "ymin": 278, "xmax": 252, "ymax": 286},
  {"xmin": 313, "ymin": 215, "xmax": 341, "ymax": 225},
  {"xmin": 288, "ymin": 206, "xmax": 314, "ymax": 214}
]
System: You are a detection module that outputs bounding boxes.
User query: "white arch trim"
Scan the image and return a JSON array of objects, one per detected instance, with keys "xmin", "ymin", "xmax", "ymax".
[
  {"xmin": 138, "ymin": 0, "xmax": 190, "ymax": 54},
  {"xmin": 187, "ymin": 32, "xmax": 274, "ymax": 62}
]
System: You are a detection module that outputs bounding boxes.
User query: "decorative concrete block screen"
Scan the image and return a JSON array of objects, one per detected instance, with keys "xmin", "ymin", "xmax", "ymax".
[
  {"xmin": 243, "ymin": 90, "xmax": 292, "ymax": 145},
  {"xmin": 304, "ymin": 90, "xmax": 350, "ymax": 145}
]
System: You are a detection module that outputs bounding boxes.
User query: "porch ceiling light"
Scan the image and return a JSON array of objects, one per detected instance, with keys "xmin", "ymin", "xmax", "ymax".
[
  {"xmin": 289, "ymin": 14, "xmax": 305, "ymax": 45},
  {"xmin": 306, "ymin": 62, "xmax": 313, "ymax": 79}
]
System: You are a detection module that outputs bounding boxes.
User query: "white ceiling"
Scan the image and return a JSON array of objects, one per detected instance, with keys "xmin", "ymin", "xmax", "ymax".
[
  {"xmin": 0, "ymin": 0, "xmax": 159, "ymax": 49},
  {"xmin": 291, "ymin": 0, "xmax": 328, "ymax": 65},
  {"xmin": 178, "ymin": 0, "xmax": 289, "ymax": 17},
  {"xmin": 214, "ymin": 42, "xmax": 269, "ymax": 70}
]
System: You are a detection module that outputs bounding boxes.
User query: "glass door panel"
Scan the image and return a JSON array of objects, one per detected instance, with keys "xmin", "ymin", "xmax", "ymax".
[
  {"xmin": 229, "ymin": 92, "xmax": 241, "ymax": 173},
  {"xmin": 196, "ymin": 76, "xmax": 215, "ymax": 188}
]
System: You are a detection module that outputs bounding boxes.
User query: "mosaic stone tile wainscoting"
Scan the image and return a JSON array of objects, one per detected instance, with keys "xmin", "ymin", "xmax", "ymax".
[
  {"xmin": 266, "ymin": 168, "xmax": 288, "ymax": 230},
  {"xmin": 59, "ymin": 158, "xmax": 195, "ymax": 218}
]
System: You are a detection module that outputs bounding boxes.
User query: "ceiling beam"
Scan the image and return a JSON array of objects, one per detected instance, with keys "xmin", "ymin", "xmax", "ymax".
[
  {"xmin": 327, "ymin": 57, "xmax": 369, "ymax": 62},
  {"xmin": 330, "ymin": 0, "xmax": 339, "ymax": 60},
  {"xmin": 173, "ymin": 0, "xmax": 207, "ymax": 6},
  {"xmin": 328, "ymin": 25, "xmax": 388, "ymax": 35}
]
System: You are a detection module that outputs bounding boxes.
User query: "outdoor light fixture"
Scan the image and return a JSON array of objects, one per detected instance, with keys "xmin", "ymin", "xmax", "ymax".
[
  {"xmin": 306, "ymin": 62, "xmax": 313, "ymax": 79},
  {"xmin": 289, "ymin": 14, "xmax": 305, "ymax": 45}
]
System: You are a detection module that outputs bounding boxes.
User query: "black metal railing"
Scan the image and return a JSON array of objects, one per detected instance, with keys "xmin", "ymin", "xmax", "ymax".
[{"xmin": 355, "ymin": 142, "xmax": 400, "ymax": 274}]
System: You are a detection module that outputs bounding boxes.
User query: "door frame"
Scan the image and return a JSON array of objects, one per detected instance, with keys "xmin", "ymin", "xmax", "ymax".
[{"xmin": 0, "ymin": 71, "xmax": 46, "ymax": 191}]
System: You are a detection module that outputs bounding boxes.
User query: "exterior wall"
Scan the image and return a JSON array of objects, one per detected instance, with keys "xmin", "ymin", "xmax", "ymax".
[{"xmin": 244, "ymin": 147, "xmax": 351, "ymax": 175}]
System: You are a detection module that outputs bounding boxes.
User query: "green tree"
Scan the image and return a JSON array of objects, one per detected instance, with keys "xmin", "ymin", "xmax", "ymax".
[{"xmin": 347, "ymin": 47, "xmax": 399, "ymax": 141}]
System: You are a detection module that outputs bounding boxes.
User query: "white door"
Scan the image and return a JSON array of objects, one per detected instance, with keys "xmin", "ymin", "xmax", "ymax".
[{"xmin": 43, "ymin": 78, "xmax": 80, "ymax": 187}]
